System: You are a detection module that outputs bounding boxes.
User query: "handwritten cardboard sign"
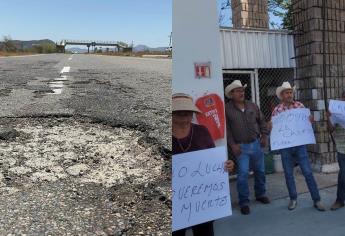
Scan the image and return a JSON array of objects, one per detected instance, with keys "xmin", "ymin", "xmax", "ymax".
[
  {"xmin": 172, "ymin": 146, "xmax": 232, "ymax": 231},
  {"xmin": 270, "ymin": 108, "xmax": 316, "ymax": 150},
  {"xmin": 329, "ymin": 100, "xmax": 345, "ymax": 128},
  {"xmin": 329, "ymin": 100, "xmax": 345, "ymax": 115}
]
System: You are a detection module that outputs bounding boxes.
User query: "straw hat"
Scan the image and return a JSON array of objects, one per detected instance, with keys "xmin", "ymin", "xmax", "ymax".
[
  {"xmin": 276, "ymin": 82, "xmax": 295, "ymax": 100},
  {"xmin": 172, "ymin": 93, "xmax": 201, "ymax": 113},
  {"xmin": 224, "ymin": 80, "xmax": 247, "ymax": 99}
]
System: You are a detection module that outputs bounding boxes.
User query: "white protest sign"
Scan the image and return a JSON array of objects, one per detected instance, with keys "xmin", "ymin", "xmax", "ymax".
[
  {"xmin": 172, "ymin": 146, "xmax": 232, "ymax": 232},
  {"xmin": 329, "ymin": 100, "xmax": 345, "ymax": 129},
  {"xmin": 329, "ymin": 100, "xmax": 345, "ymax": 115},
  {"xmin": 270, "ymin": 108, "xmax": 316, "ymax": 150}
]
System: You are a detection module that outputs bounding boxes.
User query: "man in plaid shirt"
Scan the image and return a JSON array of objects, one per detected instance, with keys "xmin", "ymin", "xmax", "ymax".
[
  {"xmin": 272, "ymin": 101, "xmax": 305, "ymax": 117},
  {"xmin": 271, "ymin": 82, "xmax": 325, "ymax": 211}
]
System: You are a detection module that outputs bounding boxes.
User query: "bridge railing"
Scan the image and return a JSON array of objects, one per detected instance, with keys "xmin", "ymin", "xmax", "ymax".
[{"xmin": 59, "ymin": 39, "xmax": 129, "ymax": 48}]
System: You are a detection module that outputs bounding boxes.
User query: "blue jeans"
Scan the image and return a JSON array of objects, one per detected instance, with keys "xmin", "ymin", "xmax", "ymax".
[
  {"xmin": 336, "ymin": 152, "xmax": 345, "ymax": 203},
  {"xmin": 280, "ymin": 145, "xmax": 320, "ymax": 202},
  {"xmin": 237, "ymin": 139, "xmax": 266, "ymax": 207}
]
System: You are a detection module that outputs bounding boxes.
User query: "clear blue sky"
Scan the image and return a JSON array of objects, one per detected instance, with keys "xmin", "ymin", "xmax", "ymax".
[
  {"xmin": 0, "ymin": 1, "xmax": 283, "ymax": 47},
  {"xmin": 0, "ymin": 0, "xmax": 172, "ymax": 47}
]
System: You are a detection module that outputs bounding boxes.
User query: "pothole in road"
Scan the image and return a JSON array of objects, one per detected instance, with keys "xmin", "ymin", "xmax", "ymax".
[
  {"xmin": 0, "ymin": 88, "xmax": 12, "ymax": 97},
  {"xmin": 31, "ymin": 75, "xmax": 70, "ymax": 96},
  {"xmin": 0, "ymin": 117, "xmax": 164, "ymax": 194}
]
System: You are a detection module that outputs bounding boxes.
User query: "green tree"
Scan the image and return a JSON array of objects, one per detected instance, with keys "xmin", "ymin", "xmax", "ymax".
[
  {"xmin": 41, "ymin": 43, "xmax": 56, "ymax": 53},
  {"xmin": 2, "ymin": 35, "xmax": 17, "ymax": 52},
  {"xmin": 268, "ymin": 0, "xmax": 293, "ymax": 30},
  {"xmin": 29, "ymin": 43, "xmax": 56, "ymax": 54}
]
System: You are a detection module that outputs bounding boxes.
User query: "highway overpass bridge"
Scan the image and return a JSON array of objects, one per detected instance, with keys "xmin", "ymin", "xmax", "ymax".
[{"xmin": 56, "ymin": 39, "xmax": 132, "ymax": 53}]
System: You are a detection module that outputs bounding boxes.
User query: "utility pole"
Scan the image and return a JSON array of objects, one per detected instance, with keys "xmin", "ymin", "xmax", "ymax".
[{"xmin": 168, "ymin": 32, "xmax": 172, "ymax": 52}]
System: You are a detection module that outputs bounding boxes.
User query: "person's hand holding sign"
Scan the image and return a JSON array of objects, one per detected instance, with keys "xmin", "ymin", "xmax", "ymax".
[
  {"xmin": 267, "ymin": 120, "xmax": 273, "ymax": 132},
  {"xmin": 224, "ymin": 160, "xmax": 235, "ymax": 172},
  {"xmin": 309, "ymin": 115, "xmax": 315, "ymax": 123},
  {"xmin": 326, "ymin": 111, "xmax": 335, "ymax": 133},
  {"xmin": 260, "ymin": 135, "xmax": 268, "ymax": 148}
]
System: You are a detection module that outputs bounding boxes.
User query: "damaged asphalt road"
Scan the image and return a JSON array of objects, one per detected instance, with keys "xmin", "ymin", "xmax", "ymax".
[{"xmin": 0, "ymin": 54, "xmax": 171, "ymax": 235}]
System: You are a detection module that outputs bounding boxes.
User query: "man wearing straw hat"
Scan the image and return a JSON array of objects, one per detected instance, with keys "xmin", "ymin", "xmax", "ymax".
[
  {"xmin": 172, "ymin": 93, "xmax": 234, "ymax": 236},
  {"xmin": 225, "ymin": 80, "xmax": 270, "ymax": 215},
  {"xmin": 272, "ymin": 82, "xmax": 325, "ymax": 211}
]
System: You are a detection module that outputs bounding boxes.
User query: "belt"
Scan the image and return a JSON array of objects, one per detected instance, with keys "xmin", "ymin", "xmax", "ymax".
[{"xmin": 239, "ymin": 137, "xmax": 260, "ymax": 144}]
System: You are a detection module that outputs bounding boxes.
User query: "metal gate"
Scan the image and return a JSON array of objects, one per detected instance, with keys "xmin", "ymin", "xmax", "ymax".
[{"xmin": 223, "ymin": 69, "xmax": 260, "ymax": 106}]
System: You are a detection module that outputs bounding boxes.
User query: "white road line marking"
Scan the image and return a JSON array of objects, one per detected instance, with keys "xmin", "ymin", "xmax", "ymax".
[
  {"xmin": 68, "ymin": 57, "xmax": 72, "ymax": 61},
  {"xmin": 48, "ymin": 81, "xmax": 64, "ymax": 86},
  {"xmin": 60, "ymin": 66, "xmax": 70, "ymax": 74},
  {"xmin": 54, "ymin": 75, "xmax": 68, "ymax": 81},
  {"xmin": 47, "ymin": 67, "xmax": 72, "ymax": 95}
]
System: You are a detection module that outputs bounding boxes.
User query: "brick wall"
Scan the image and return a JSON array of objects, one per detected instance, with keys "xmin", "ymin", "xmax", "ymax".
[
  {"xmin": 292, "ymin": 0, "xmax": 345, "ymax": 171},
  {"xmin": 232, "ymin": 0, "xmax": 269, "ymax": 29}
]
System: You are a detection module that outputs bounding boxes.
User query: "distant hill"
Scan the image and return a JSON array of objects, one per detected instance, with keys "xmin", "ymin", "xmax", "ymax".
[
  {"xmin": 7, "ymin": 39, "xmax": 55, "ymax": 50},
  {"xmin": 0, "ymin": 40, "xmax": 169, "ymax": 53},
  {"xmin": 66, "ymin": 47, "xmax": 88, "ymax": 53},
  {"xmin": 133, "ymin": 44, "xmax": 169, "ymax": 52}
]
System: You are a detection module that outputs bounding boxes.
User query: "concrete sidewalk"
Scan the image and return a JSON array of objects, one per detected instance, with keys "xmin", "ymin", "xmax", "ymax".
[
  {"xmin": 215, "ymin": 186, "xmax": 345, "ymax": 236},
  {"xmin": 217, "ymin": 172, "xmax": 342, "ymax": 236},
  {"xmin": 186, "ymin": 171, "xmax": 342, "ymax": 236},
  {"xmin": 229, "ymin": 171, "xmax": 338, "ymax": 206}
]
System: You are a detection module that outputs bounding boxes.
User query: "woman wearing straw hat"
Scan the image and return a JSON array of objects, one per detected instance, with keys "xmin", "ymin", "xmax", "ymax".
[
  {"xmin": 172, "ymin": 93, "xmax": 234, "ymax": 236},
  {"xmin": 272, "ymin": 82, "xmax": 325, "ymax": 211}
]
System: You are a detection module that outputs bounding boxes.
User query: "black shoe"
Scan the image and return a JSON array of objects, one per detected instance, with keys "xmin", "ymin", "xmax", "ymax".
[
  {"xmin": 240, "ymin": 206, "xmax": 250, "ymax": 215},
  {"xmin": 256, "ymin": 196, "xmax": 270, "ymax": 204}
]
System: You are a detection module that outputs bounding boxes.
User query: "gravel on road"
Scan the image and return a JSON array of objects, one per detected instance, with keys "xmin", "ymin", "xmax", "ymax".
[{"xmin": 0, "ymin": 54, "xmax": 172, "ymax": 235}]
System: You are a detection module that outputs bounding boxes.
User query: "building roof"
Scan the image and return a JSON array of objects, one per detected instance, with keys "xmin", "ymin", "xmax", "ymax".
[{"xmin": 220, "ymin": 27, "xmax": 296, "ymax": 69}]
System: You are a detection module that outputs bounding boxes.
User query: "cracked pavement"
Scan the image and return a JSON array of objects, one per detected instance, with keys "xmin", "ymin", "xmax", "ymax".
[{"xmin": 0, "ymin": 54, "xmax": 172, "ymax": 235}]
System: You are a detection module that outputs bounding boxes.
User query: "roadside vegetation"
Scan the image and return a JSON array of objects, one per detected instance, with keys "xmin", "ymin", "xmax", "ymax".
[
  {"xmin": 64, "ymin": 48, "xmax": 171, "ymax": 58},
  {"xmin": 0, "ymin": 35, "xmax": 57, "ymax": 56},
  {"xmin": 94, "ymin": 50, "xmax": 171, "ymax": 58}
]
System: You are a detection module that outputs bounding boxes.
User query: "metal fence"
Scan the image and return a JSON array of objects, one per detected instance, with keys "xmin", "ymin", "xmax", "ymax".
[
  {"xmin": 223, "ymin": 68, "xmax": 295, "ymax": 121},
  {"xmin": 223, "ymin": 68, "xmax": 295, "ymax": 172}
]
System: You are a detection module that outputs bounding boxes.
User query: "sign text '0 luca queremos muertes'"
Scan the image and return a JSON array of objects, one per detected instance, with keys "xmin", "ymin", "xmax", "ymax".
[
  {"xmin": 172, "ymin": 147, "xmax": 232, "ymax": 231},
  {"xmin": 270, "ymin": 108, "xmax": 316, "ymax": 151}
]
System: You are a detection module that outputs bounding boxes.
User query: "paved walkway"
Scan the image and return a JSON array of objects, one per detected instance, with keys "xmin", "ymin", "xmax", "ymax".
[
  {"xmin": 186, "ymin": 172, "xmax": 343, "ymax": 236},
  {"xmin": 229, "ymin": 171, "xmax": 338, "ymax": 206},
  {"xmin": 215, "ymin": 186, "xmax": 344, "ymax": 236}
]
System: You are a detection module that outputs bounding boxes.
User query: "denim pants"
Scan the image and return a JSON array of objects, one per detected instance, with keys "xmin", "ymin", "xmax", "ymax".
[
  {"xmin": 336, "ymin": 152, "xmax": 345, "ymax": 203},
  {"xmin": 237, "ymin": 139, "xmax": 266, "ymax": 207},
  {"xmin": 172, "ymin": 221, "xmax": 214, "ymax": 236},
  {"xmin": 280, "ymin": 145, "xmax": 320, "ymax": 202}
]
